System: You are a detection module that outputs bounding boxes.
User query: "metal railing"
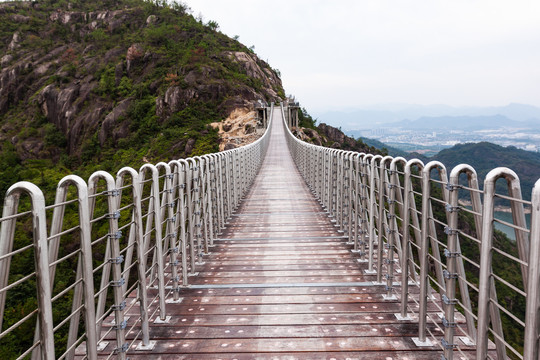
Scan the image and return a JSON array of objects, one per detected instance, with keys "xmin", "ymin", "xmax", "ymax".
[
  {"xmin": 283, "ymin": 104, "xmax": 539, "ymax": 360},
  {"xmin": 0, "ymin": 105, "xmax": 274, "ymax": 359}
]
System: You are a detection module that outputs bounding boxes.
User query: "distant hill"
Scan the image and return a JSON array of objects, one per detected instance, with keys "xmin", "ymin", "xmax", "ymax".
[
  {"xmin": 357, "ymin": 138, "xmax": 539, "ymax": 201},
  {"xmin": 433, "ymin": 142, "xmax": 540, "ymax": 201},
  {"xmin": 359, "ymin": 137, "xmax": 409, "ymax": 158},
  {"xmin": 313, "ymin": 103, "xmax": 540, "ymax": 129}
]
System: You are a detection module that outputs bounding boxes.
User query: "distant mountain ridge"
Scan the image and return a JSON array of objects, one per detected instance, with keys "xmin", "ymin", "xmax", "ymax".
[
  {"xmin": 395, "ymin": 115, "xmax": 540, "ymax": 131},
  {"xmin": 314, "ymin": 103, "xmax": 540, "ymax": 129}
]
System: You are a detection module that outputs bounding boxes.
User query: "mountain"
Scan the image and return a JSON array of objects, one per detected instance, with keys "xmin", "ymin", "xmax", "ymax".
[{"xmin": 0, "ymin": 0, "xmax": 284, "ymax": 200}]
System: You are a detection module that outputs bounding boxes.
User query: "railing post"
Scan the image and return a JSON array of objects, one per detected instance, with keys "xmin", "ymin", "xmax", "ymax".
[
  {"xmin": 376, "ymin": 156, "xmax": 393, "ymax": 284},
  {"xmin": 443, "ymin": 169, "xmax": 460, "ymax": 360},
  {"xmin": 344, "ymin": 152, "xmax": 354, "ymax": 240},
  {"xmin": 356, "ymin": 153, "xmax": 368, "ymax": 259},
  {"xmin": 88, "ymin": 171, "xmax": 128, "ymax": 358},
  {"xmin": 366, "ymin": 155, "xmax": 381, "ymax": 274},
  {"xmin": 139, "ymin": 164, "xmax": 167, "ymax": 321},
  {"xmin": 0, "ymin": 183, "xmax": 55, "ymax": 359},
  {"xmin": 166, "ymin": 160, "xmax": 185, "ymax": 299},
  {"xmin": 384, "ymin": 157, "xmax": 406, "ymax": 301},
  {"xmin": 446, "ymin": 165, "xmax": 480, "ymax": 347},
  {"xmin": 214, "ymin": 153, "xmax": 224, "ymax": 230},
  {"xmin": 116, "ymin": 167, "xmax": 151, "ymax": 347},
  {"xmin": 185, "ymin": 159, "xmax": 197, "ymax": 274},
  {"xmin": 203, "ymin": 155, "xmax": 215, "ymax": 249},
  {"xmin": 191, "ymin": 157, "xmax": 204, "ymax": 265},
  {"xmin": 397, "ymin": 159, "xmax": 423, "ymax": 320},
  {"xmin": 524, "ymin": 179, "xmax": 540, "ymax": 359},
  {"xmin": 52, "ymin": 176, "xmax": 98, "ymax": 360},
  {"xmin": 416, "ymin": 162, "xmax": 441, "ymax": 346},
  {"xmin": 175, "ymin": 160, "xmax": 190, "ymax": 286},
  {"xmin": 477, "ymin": 168, "xmax": 524, "ymax": 360}
]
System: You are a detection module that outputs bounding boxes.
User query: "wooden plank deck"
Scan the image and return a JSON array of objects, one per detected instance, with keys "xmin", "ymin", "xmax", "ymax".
[{"xmin": 91, "ymin": 110, "xmax": 481, "ymax": 359}]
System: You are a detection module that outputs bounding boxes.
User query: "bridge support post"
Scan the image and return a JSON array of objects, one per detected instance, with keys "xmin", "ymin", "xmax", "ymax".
[
  {"xmin": 397, "ymin": 159, "xmax": 424, "ymax": 320},
  {"xmin": 365, "ymin": 155, "xmax": 381, "ymax": 273},
  {"xmin": 376, "ymin": 156, "xmax": 392, "ymax": 284},
  {"xmin": 477, "ymin": 169, "xmax": 526, "ymax": 360},
  {"xmin": 524, "ymin": 179, "xmax": 540, "ymax": 359},
  {"xmin": 176, "ymin": 160, "xmax": 190, "ymax": 287},
  {"xmin": 0, "ymin": 184, "xmax": 56, "ymax": 359}
]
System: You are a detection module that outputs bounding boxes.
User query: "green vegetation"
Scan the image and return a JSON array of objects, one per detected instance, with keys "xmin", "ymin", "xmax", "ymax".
[{"xmin": 298, "ymin": 107, "xmax": 317, "ymax": 129}]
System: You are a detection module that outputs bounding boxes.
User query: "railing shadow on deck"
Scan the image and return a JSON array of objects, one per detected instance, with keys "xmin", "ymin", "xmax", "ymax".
[
  {"xmin": 1, "ymin": 101, "xmax": 539, "ymax": 359},
  {"xmin": 283, "ymin": 103, "xmax": 540, "ymax": 360},
  {"xmin": 0, "ymin": 104, "xmax": 274, "ymax": 359}
]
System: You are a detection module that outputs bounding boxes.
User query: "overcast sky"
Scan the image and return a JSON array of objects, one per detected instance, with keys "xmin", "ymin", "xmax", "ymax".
[{"xmin": 185, "ymin": 0, "xmax": 540, "ymax": 113}]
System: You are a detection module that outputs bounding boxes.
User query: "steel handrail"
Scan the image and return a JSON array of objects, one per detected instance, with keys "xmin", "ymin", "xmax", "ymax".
[{"xmin": 282, "ymin": 103, "xmax": 538, "ymax": 359}]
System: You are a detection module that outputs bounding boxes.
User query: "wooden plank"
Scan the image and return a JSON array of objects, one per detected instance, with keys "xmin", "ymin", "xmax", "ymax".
[{"xmin": 120, "ymin": 351, "xmax": 472, "ymax": 360}]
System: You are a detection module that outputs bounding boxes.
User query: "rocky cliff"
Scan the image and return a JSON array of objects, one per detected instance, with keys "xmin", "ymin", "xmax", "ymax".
[
  {"xmin": 0, "ymin": 0, "xmax": 284, "ymax": 188},
  {"xmin": 294, "ymin": 122, "xmax": 380, "ymax": 154}
]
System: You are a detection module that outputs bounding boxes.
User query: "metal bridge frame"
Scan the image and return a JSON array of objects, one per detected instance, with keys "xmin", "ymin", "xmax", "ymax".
[{"xmin": 1, "ymin": 102, "xmax": 540, "ymax": 359}]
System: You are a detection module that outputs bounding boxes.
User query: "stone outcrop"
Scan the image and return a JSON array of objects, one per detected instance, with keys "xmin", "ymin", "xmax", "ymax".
[
  {"xmin": 317, "ymin": 123, "xmax": 357, "ymax": 148},
  {"xmin": 223, "ymin": 51, "xmax": 280, "ymax": 99},
  {"xmin": 156, "ymin": 86, "xmax": 198, "ymax": 117},
  {"xmin": 293, "ymin": 123, "xmax": 372, "ymax": 153},
  {"xmin": 8, "ymin": 31, "xmax": 21, "ymax": 51},
  {"xmin": 99, "ymin": 98, "xmax": 132, "ymax": 146},
  {"xmin": 211, "ymin": 108, "xmax": 264, "ymax": 151},
  {"xmin": 294, "ymin": 127, "xmax": 325, "ymax": 146}
]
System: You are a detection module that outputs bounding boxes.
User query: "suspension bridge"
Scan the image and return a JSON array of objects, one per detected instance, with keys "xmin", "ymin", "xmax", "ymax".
[{"xmin": 0, "ymin": 104, "xmax": 538, "ymax": 359}]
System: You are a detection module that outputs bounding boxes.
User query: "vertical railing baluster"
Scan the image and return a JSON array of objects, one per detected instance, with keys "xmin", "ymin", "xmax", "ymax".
[
  {"xmin": 384, "ymin": 157, "xmax": 406, "ymax": 300},
  {"xmin": 139, "ymin": 164, "xmax": 167, "ymax": 322},
  {"xmin": 477, "ymin": 168, "xmax": 524, "ymax": 359},
  {"xmin": 376, "ymin": 156, "xmax": 393, "ymax": 284},
  {"xmin": 524, "ymin": 179, "xmax": 540, "ymax": 359},
  {"xmin": 366, "ymin": 155, "xmax": 381, "ymax": 274},
  {"xmin": 0, "ymin": 183, "xmax": 55, "ymax": 359},
  {"xmin": 397, "ymin": 159, "xmax": 423, "ymax": 320}
]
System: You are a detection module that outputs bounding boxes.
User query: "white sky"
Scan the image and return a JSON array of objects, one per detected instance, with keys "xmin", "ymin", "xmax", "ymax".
[{"xmin": 185, "ymin": 0, "xmax": 540, "ymax": 112}]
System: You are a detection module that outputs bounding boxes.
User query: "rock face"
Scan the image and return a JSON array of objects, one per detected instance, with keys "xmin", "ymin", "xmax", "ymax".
[
  {"xmin": 99, "ymin": 98, "xmax": 132, "ymax": 146},
  {"xmin": 294, "ymin": 127, "xmax": 325, "ymax": 146},
  {"xmin": 156, "ymin": 86, "xmax": 198, "ymax": 117},
  {"xmin": 317, "ymin": 123, "xmax": 357, "ymax": 149},
  {"xmin": 211, "ymin": 108, "xmax": 264, "ymax": 151},
  {"xmin": 223, "ymin": 51, "xmax": 280, "ymax": 99},
  {"xmin": 293, "ymin": 123, "xmax": 373, "ymax": 154}
]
